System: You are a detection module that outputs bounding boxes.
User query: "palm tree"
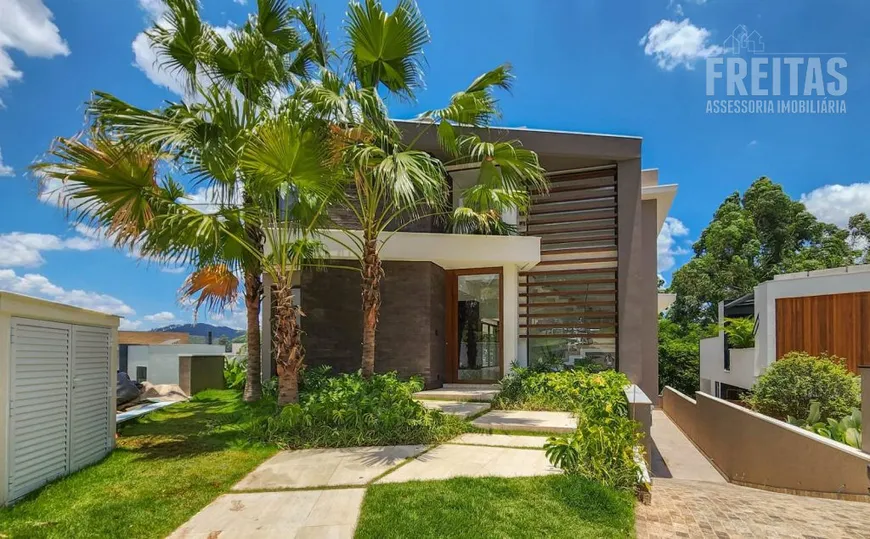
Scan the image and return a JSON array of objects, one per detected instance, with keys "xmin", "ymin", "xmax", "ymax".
[
  {"xmin": 302, "ymin": 0, "xmax": 548, "ymax": 378},
  {"xmin": 35, "ymin": 0, "xmax": 329, "ymax": 401}
]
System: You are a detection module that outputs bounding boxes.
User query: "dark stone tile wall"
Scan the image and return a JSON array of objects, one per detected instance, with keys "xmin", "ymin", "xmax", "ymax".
[{"xmin": 301, "ymin": 261, "xmax": 447, "ymax": 388}]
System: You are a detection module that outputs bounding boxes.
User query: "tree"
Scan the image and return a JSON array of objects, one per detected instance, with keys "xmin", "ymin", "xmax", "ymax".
[
  {"xmin": 304, "ymin": 0, "xmax": 547, "ymax": 378},
  {"xmin": 848, "ymin": 212, "xmax": 870, "ymax": 261},
  {"xmin": 658, "ymin": 316, "xmax": 715, "ymax": 395},
  {"xmin": 35, "ymin": 0, "xmax": 329, "ymax": 402},
  {"xmin": 667, "ymin": 177, "xmax": 854, "ymax": 325}
]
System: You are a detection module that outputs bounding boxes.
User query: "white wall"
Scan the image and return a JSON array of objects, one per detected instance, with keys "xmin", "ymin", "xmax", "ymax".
[
  {"xmin": 127, "ymin": 344, "xmax": 226, "ymax": 385},
  {"xmin": 699, "ymin": 334, "xmax": 756, "ymax": 395},
  {"xmin": 755, "ymin": 267, "xmax": 870, "ymax": 374},
  {"xmin": 502, "ymin": 264, "xmax": 519, "ymax": 376}
]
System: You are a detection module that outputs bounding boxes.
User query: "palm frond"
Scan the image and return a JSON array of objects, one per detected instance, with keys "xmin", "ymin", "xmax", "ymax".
[
  {"xmin": 180, "ymin": 264, "xmax": 240, "ymax": 314},
  {"xmin": 345, "ymin": 0, "xmax": 429, "ymax": 97}
]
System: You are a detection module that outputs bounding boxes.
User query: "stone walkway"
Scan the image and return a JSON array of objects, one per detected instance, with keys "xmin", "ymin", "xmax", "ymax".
[
  {"xmin": 169, "ymin": 433, "xmax": 556, "ymax": 538},
  {"xmin": 637, "ymin": 410, "xmax": 870, "ymax": 538},
  {"xmin": 471, "ymin": 409, "xmax": 576, "ymax": 433}
]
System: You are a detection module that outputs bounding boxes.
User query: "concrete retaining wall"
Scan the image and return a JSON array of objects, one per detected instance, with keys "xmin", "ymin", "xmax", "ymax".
[{"xmin": 662, "ymin": 386, "xmax": 870, "ymax": 501}]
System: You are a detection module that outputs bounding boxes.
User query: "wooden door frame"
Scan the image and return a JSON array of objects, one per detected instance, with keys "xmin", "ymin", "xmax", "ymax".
[{"xmin": 445, "ymin": 267, "xmax": 505, "ymax": 384}]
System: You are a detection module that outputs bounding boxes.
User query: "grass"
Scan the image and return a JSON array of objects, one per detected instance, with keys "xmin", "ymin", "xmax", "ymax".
[
  {"xmin": 354, "ymin": 475, "xmax": 636, "ymax": 539},
  {"xmin": 0, "ymin": 390, "xmax": 277, "ymax": 539}
]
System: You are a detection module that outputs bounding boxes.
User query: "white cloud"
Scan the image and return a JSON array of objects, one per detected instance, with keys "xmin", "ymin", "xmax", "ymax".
[
  {"xmin": 657, "ymin": 217, "xmax": 690, "ymax": 272},
  {"xmin": 639, "ymin": 18, "xmax": 723, "ymax": 71},
  {"xmin": 160, "ymin": 266, "xmax": 187, "ymax": 274},
  {"xmin": 0, "ymin": 268, "xmax": 135, "ymax": 316},
  {"xmin": 137, "ymin": 0, "xmax": 167, "ymax": 20},
  {"xmin": 748, "ymin": 140, "xmax": 758, "ymax": 147},
  {"xmin": 0, "ymin": 0, "xmax": 70, "ymax": 87},
  {"xmin": 181, "ymin": 184, "xmax": 241, "ymax": 214},
  {"xmin": 0, "ymin": 147, "xmax": 12, "ymax": 176},
  {"xmin": 119, "ymin": 319, "xmax": 143, "ymax": 330},
  {"xmin": 800, "ymin": 183, "xmax": 870, "ymax": 229},
  {"xmin": 233, "ymin": 0, "xmax": 247, "ymax": 4},
  {"xmin": 0, "ymin": 230, "xmax": 106, "ymax": 268},
  {"xmin": 143, "ymin": 311, "xmax": 176, "ymax": 322}
]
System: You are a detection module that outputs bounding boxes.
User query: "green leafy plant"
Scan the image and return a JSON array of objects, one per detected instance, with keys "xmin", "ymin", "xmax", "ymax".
[
  {"xmin": 224, "ymin": 358, "xmax": 247, "ymax": 391},
  {"xmin": 544, "ymin": 409, "xmax": 641, "ymax": 491},
  {"xmin": 494, "ymin": 366, "xmax": 629, "ymax": 417},
  {"xmin": 247, "ymin": 372, "xmax": 466, "ymax": 448},
  {"xmin": 745, "ymin": 351, "xmax": 860, "ymax": 420},
  {"xmin": 787, "ymin": 401, "xmax": 862, "ymax": 449},
  {"xmin": 723, "ymin": 317, "xmax": 755, "ymax": 348}
]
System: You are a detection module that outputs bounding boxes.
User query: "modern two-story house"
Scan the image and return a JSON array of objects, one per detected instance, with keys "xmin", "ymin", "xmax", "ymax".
[{"xmin": 260, "ymin": 123, "xmax": 677, "ymax": 400}]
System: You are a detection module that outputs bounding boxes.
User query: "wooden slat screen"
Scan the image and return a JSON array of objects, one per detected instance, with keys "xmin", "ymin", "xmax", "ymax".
[
  {"xmin": 775, "ymin": 292, "xmax": 870, "ymax": 373},
  {"xmin": 519, "ymin": 168, "xmax": 617, "ymax": 343}
]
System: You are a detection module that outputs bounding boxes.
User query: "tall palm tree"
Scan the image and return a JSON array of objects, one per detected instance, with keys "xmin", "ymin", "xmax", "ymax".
[
  {"xmin": 303, "ymin": 0, "xmax": 548, "ymax": 378},
  {"xmin": 36, "ymin": 0, "xmax": 329, "ymax": 401}
]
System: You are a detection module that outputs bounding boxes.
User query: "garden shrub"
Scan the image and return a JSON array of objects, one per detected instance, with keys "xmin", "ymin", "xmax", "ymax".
[
  {"xmin": 224, "ymin": 357, "xmax": 247, "ymax": 390},
  {"xmin": 248, "ymin": 371, "xmax": 466, "ymax": 448},
  {"xmin": 787, "ymin": 400, "xmax": 862, "ymax": 449},
  {"xmin": 723, "ymin": 317, "xmax": 755, "ymax": 348},
  {"xmin": 493, "ymin": 365, "xmax": 630, "ymax": 416},
  {"xmin": 544, "ymin": 410, "xmax": 641, "ymax": 491},
  {"xmin": 503, "ymin": 367, "xmax": 642, "ymax": 490},
  {"xmin": 745, "ymin": 351, "xmax": 860, "ymax": 420}
]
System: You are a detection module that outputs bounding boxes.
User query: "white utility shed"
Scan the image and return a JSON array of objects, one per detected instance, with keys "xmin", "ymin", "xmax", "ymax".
[{"xmin": 0, "ymin": 292, "xmax": 120, "ymax": 505}]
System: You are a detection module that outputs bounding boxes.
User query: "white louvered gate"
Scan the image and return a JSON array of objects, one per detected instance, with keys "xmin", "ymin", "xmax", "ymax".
[{"xmin": 7, "ymin": 318, "xmax": 112, "ymax": 502}]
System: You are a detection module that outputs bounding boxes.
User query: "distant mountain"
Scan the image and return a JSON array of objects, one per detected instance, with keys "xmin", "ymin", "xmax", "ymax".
[{"xmin": 153, "ymin": 323, "xmax": 244, "ymax": 342}]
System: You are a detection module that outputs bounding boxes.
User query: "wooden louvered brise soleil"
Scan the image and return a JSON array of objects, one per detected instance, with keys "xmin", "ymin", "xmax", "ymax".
[{"xmin": 520, "ymin": 168, "xmax": 618, "ymax": 341}]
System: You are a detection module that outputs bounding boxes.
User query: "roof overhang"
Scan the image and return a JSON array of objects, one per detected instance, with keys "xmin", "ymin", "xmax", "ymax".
[
  {"xmin": 658, "ymin": 293, "xmax": 677, "ymax": 312},
  {"xmin": 271, "ymin": 230, "xmax": 542, "ymax": 271},
  {"xmin": 642, "ymin": 183, "xmax": 678, "ymax": 234}
]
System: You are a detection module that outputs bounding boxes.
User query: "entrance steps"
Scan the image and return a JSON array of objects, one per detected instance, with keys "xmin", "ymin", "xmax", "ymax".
[{"xmin": 413, "ymin": 384, "xmax": 500, "ymax": 403}]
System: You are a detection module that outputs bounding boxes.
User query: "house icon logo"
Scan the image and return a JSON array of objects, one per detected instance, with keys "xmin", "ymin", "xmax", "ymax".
[{"xmin": 723, "ymin": 25, "xmax": 765, "ymax": 55}]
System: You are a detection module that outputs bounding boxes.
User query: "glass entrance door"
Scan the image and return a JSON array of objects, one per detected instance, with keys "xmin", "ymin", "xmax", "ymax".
[{"xmin": 448, "ymin": 270, "xmax": 502, "ymax": 382}]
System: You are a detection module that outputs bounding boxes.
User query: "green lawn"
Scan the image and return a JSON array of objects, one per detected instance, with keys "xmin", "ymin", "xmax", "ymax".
[
  {"xmin": 354, "ymin": 475, "xmax": 636, "ymax": 539},
  {"xmin": 0, "ymin": 390, "xmax": 277, "ymax": 539}
]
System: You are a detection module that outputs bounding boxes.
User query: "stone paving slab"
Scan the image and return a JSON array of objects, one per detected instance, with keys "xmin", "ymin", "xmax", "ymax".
[
  {"xmin": 233, "ymin": 445, "xmax": 426, "ymax": 490},
  {"xmin": 448, "ymin": 433, "xmax": 549, "ymax": 448},
  {"xmin": 418, "ymin": 400, "xmax": 490, "ymax": 418},
  {"xmin": 471, "ymin": 410, "xmax": 576, "ymax": 433},
  {"xmin": 413, "ymin": 387, "xmax": 499, "ymax": 402},
  {"xmin": 636, "ymin": 478, "xmax": 870, "ymax": 539},
  {"xmin": 376, "ymin": 443, "xmax": 559, "ymax": 484},
  {"xmin": 168, "ymin": 489, "xmax": 365, "ymax": 539}
]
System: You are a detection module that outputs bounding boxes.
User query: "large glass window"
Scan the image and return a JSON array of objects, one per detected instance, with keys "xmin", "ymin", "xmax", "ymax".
[{"xmin": 456, "ymin": 272, "xmax": 501, "ymax": 381}]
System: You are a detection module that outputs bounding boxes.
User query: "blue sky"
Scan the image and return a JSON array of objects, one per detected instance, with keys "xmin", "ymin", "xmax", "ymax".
[{"xmin": 0, "ymin": 0, "xmax": 867, "ymax": 330}]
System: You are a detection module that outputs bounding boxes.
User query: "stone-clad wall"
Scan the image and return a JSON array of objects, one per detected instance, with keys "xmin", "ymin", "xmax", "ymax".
[{"xmin": 301, "ymin": 261, "xmax": 446, "ymax": 388}]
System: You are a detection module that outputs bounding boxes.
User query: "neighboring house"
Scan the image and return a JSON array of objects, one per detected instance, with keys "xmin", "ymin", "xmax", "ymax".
[
  {"xmin": 261, "ymin": 123, "xmax": 678, "ymax": 399},
  {"xmin": 700, "ymin": 265, "xmax": 870, "ymax": 399},
  {"xmin": 119, "ymin": 330, "xmax": 190, "ymax": 374},
  {"xmin": 125, "ymin": 344, "xmax": 226, "ymax": 385}
]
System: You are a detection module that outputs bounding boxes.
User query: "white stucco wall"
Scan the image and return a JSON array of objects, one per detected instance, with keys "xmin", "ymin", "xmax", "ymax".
[
  {"xmin": 502, "ymin": 264, "xmax": 519, "ymax": 376},
  {"xmin": 755, "ymin": 266, "xmax": 870, "ymax": 374},
  {"xmin": 126, "ymin": 344, "xmax": 226, "ymax": 385}
]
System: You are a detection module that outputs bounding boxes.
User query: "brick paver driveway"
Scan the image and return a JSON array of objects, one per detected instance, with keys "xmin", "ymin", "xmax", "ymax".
[
  {"xmin": 636, "ymin": 478, "xmax": 870, "ymax": 539},
  {"xmin": 641, "ymin": 410, "xmax": 870, "ymax": 538}
]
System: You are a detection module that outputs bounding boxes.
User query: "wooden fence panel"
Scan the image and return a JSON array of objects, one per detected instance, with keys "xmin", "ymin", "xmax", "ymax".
[{"xmin": 775, "ymin": 292, "xmax": 870, "ymax": 373}]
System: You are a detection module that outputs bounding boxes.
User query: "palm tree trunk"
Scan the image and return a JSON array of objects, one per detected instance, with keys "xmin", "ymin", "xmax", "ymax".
[
  {"xmin": 243, "ymin": 271, "xmax": 263, "ymax": 402},
  {"xmin": 360, "ymin": 233, "xmax": 382, "ymax": 379},
  {"xmin": 273, "ymin": 273, "xmax": 304, "ymax": 405}
]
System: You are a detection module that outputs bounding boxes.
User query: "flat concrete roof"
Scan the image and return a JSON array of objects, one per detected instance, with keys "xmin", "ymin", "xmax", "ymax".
[{"xmin": 396, "ymin": 120, "xmax": 642, "ymax": 166}]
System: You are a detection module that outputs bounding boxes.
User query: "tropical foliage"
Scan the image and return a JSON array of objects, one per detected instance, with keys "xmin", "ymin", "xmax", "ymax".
[
  {"xmin": 224, "ymin": 357, "xmax": 247, "ymax": 391},
  {"xmin": 494, "ymin": 366, "xmax": 630, "ymax": 414},
  {"xmin": 544, "ymin": 411, "xmax": 642, "ymax": 491},
  {"xmin": 723, "ymin": 317, "xmax": 755, "ymax": 348},
  {"xmin": 744, "ymin": 351, "xmax": 861, "ymax": 420},
  {"xmin": 658, "ymin": 317, "xmax": 716, "ymax": 395},
  {"xmin": 497, "ymin": 367, "xmax": 643, "ymax": 490},
  {"xmin": 33, "ymin": 0, "xmax": 333, "ymax": 403},
  {"xmin": 787, "ymin": 400, "xmax": 862, "ymax": 449},
  {"xmin": 294, "ymin": 0, "xmax": 547, "ymax": 378},
  {"xmin": 248, "ymin": 371, "xmax": 466, "ymax": 448}
]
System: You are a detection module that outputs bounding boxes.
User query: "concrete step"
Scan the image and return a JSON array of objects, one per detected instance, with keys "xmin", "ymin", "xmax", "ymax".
[
  {"xmin": 413, "ymin": 387, "xmax": 500, "ymax": 403},
  {"xmin": 471, "ymin": 410, "xmax": 577, "ymax": 434},
  {"xmin": 418, "ymin": 400, "xmax": 491, "ymax": 419}
]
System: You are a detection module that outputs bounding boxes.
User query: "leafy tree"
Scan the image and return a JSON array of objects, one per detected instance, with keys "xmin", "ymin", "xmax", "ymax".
[
  {"xmin": 303, "ymin": 0, "xmax": 547, "ymax": 378},
  {"xmin": 658, "ymin": 317, "xmax": 716, "ymax": 395},
  {"xmin": 848, "ymin": 212, "xmax": 870, "ymax": 261},
  {"xmin": 34, "ymin": 0, "xmax": 330, "ymax": 402},
  {"xmin": 667, "ymin": 177, "xmax": 854, "ymax": 325}
]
